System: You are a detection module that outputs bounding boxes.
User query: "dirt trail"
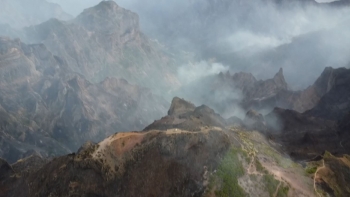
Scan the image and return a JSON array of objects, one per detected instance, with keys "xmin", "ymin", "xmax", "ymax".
[
  {"xmin": 273, "ymin": 181, "xmax": 282, "ymax": 197},
  {"xmin": 261, "ymin": 158, "xmax": 315, "ymax": 197},
  {"xmin": 92, "ymin": 132, "xmax": 147, "ymax": 158},
  {"xmin": 314, "ymin": 159, "xmax": 325, "ymax": 197}
]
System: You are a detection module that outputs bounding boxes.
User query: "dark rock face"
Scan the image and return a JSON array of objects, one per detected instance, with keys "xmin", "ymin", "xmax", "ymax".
[
  {"xmin": 0, "ymin": 37, "xmax": 168, "ymax": 163},
  {"xmin": 305, "ymin": 67, "xmax": 350, "ymax": 120},
  {"xmin": 265, "ymin": 108, "xmax": 338, "ymax": 160},
  {"xmin": 0, "ymin": 158, "xmax": 14, "ymax": 180},
  {"xmin": 254, "ymin": 68, "xmax": 350, "ymax": 160}
]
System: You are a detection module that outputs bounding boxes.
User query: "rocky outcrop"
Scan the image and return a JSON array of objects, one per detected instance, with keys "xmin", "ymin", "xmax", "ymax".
[
  {"xmin": 144, "ymin": 97, "xmax": 227, "ymax": 131},
  {"xmin": 167, "ymin": 97, "xmax": 196, "ymax": 116}
]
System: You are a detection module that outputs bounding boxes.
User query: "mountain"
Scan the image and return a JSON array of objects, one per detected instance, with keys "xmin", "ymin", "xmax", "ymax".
[
  {"xmin": 260, "ymin": 68, "xmax": 350, "ymax": 160},
  {"xmin": 178, "ymin": 66, "xmax": 339, "ymax": 120},
  {"xmin": 0, "ymin": 0, "xmax": 72, "ymax": 28},
  {"xmin": 305, "ymin": 67, "xmax": 350, "ymax": 120},
  {"xmin": 1, "ymin": 97, "xmax": 349, "ymax": 197},
  {"xmin": 0, "ymin": 37, "xmax": 168, "ymax": 163},
  {"xmin": 23, "ymin": 1, "xmax": 181, "ymax": 93},
  {"xmin": 1, "ymin": 1, "xmax": 350, "ymax": 196}
]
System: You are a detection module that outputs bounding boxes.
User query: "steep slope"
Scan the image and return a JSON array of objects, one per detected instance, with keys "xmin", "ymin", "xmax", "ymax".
[
  {"xmin": 0, "ymin": 37, "xmax": 168, "ymax": 163},
  {"xmin": 260, "ymin": 68, "xmax": 350, "ymax": 160},
  {"xmin": 305, "ymin": 67, "xmax": 350, "ymax": 120},
  {"xmin": 264, "ymin": 108, "xmax": 339, "ymax": 160},
  {"xmin": 0, "ymin": 0, "xmax": 72, "ymax": 28},
  {"xmin": 23, "ymin": 1, "xmax": 180, "ymax": 92}
]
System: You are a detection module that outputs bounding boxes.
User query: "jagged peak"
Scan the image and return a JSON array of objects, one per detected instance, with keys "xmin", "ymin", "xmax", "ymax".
[
  {"xmin": 313, "ymin": 66, "xmax": 335, "ymax": 96},
  {"xmin": 74, "ymin": 0, "xmax": 139, "ymax": 34},
  {"xmin": 168, "ymin": 97, "xmax": 196, "ymax": 116},
  {"xmin": 96, "ymin": 0, "xmax": 119, "ymax": 8},
  {"xmin": 274, "ymin": 67, "xmax": 283, "ymax": 77},
  {"xmin": 273, "ymin": 67, "xmax": 288, "ymax": 89},
  {"xmin": 232, "ymin": 71, "xmax": 257, "ymax": 83},
  {"xmin": 273, "ymin": 67, "xmax": 284, "ymax": 81},
  {"xmin": 81, "ymin": 0, "xmax": 120, "ymax": 13}
]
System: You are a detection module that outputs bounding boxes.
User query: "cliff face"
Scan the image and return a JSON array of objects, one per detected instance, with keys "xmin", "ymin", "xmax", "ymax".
[
  {"xmin": 261, "ymin": 68, "xmax": 350, "ymax": 160},
  {"xmin": 23, "ymin": 1, "xmax": 180, "ymax": 92},
  {"xmin": 0, "ymin": 37, "xmax": 168, "ymax": 163},
  {"xmin": 305, "ymin": 67, "xmax": 350, "ymax": 120}
]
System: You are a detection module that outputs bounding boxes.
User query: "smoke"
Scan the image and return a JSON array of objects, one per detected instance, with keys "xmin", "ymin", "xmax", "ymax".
[
  {"xmin": 40, "ymin": 0, "xmax": 350, "ymax": 91},
  {"xmin": 174, "ymin": 61, "xmax": 246, "ymax": 119},
  {"xmin": 46, "ymin": 0, "xmax": 102, "ymax": 16},
  {"xmin": 1, "ymin": 0, "xmax": 350, "ymax": 115},
  {"xmin": 177, "ymin": 61, "xmax": 228, "ymax": 85}
]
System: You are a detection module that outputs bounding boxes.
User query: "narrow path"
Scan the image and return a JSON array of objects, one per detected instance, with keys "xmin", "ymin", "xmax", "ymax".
[
  {"xmin": 314, "ymin": 159, "xmax": 325, "ymax": 197},
  {"xmin": 273, "ymin": 181, "xmax": 282, "ymax": 197}
]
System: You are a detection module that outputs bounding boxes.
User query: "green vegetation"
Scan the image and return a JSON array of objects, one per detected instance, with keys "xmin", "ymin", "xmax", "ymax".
[
  {"xmin": 324, "ymin": 151, "xmax": 333, "ymax": 159},
  {"xmin": 263, "ymin": 174, "xmax": 280, "ymax": 197},
  {"xmin": 212, "ymin": 148, "xmax": 247, "ymax": 197},
  {"xmin": 305, "ymin": 166, "xmax": 317, "ymax": 174},
  {"xmin": 249, "ymin": 174, "xmax": 258, "ymax": 181},
  {"xmin": 255, "ymin": 158, "xmax": 268, "ymax": 174},
  {"xmin": 276, "ymin": 185, "xmax": 289, "ymax": 197}
]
